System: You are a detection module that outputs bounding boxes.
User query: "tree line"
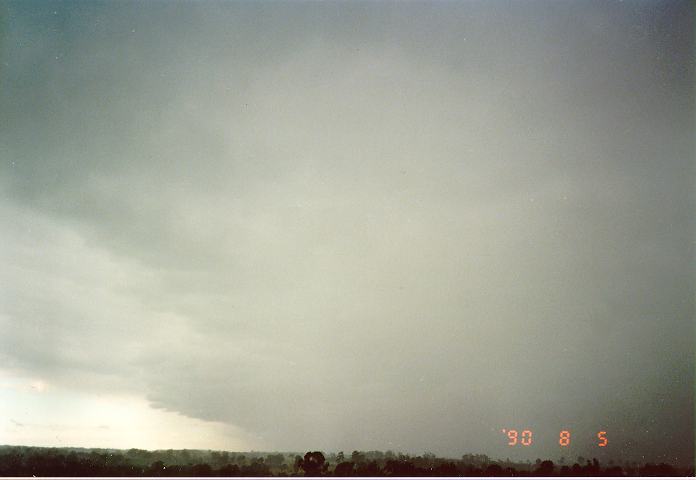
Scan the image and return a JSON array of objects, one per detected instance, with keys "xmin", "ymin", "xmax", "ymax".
[{"xmin": 0, "ymin": 445, "xmax": 690, "ymax": 476}]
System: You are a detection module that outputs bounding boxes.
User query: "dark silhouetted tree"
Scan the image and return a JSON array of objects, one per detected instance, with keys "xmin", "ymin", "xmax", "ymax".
[
  {"xmin": 535, "ymin": 460, "xmax": 555, "ymax": 476},
  {"xmin": 145, "ymin": 461, "xmax": 167, "ymax": 476},
  {"xmin": 639, "ymin": 463, "xmax": 677, "ymax": 476},
  {"xmin": 334, "ymin": 461, "xmax": 355, "ymax": 476},
  {"xmin": 218, "ymin": 463, "xmax": 240, "ymax": 476},
  {"xmin": 355, "ymin": 460, "xmax": 381, "ymax": 476},
  {"xmin": 301, "ymin": 451, "xmax": 326, "ymax": 476},
  {"xmin": 294, "ymin": 455, "xmax": 303, "ymax": 474},
  {"xmin": 191, "ymin": 463, "xmax": 212, "ymax": 476}
]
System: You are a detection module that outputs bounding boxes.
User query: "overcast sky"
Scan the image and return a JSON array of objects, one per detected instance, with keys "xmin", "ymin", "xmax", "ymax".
[{"xmin": 0, "ymin": 0, "xmax": 693, "ymax": 466}]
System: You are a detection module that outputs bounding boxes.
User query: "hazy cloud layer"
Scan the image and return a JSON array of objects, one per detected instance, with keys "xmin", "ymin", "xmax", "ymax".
[{"xmin": 1, "ymin": 0, "xmax": 693, "ymax": 464}]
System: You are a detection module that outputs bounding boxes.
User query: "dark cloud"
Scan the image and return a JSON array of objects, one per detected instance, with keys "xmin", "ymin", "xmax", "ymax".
[{"xmin": 0, "ymin": 0, "xmax": 693, "ymax": 465}]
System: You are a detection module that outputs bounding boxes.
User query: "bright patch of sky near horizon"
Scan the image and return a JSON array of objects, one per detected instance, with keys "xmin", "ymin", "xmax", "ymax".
[
  {"xmin": 0, "ymin": 0, "xmax": 693, "ymax": 466},
  {"xmin": 0, "ymin": 371, "xmax": 248, "ymax": 450}
]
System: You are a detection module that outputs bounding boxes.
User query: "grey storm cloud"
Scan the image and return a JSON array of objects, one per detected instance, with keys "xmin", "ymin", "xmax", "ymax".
[{"xmin": 0, "ymin": 0, "xmax": 693, "ymax": 465}]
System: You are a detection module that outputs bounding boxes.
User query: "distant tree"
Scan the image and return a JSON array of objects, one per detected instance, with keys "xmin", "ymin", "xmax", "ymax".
[
  {"xmin": 300, "ymin": 451, "xmax": 326, "ymax": 476},
  {"xmin": 293, "ymin": 455, "xmax": 303, "ymax": 474},
  {"xmin": 266, "ymin": 453, "xmax": 285, "ymax": 468},
  {"xmin": 180, "ymin": 449, "xmax": 191, "ymax": 464},
  {"xmin": 639, "ymin": 463, "xmax": 677, "ymax": 476},
  {"xmin": 218, "ymin": 463, "xmax": 240, "ymax": 476},
  {"xmin": 145, "ymin": 461, "xmax": 167, "ymax": 476},
  {"xmin": 384, "ymin": 459, "xmax": 416, "ymax": 476},
  {"xmin": 351, "ymin": 451, "xmax": 366, "ymax": 465},
  {"xmin": 355, "ymin": 460, "xmax": 381, "ymax": 476},
  {"xmin": 604, "ymin": 465, "xmax": 624, "ymax": 476},
  {"xmin": 191, "ymin": 463, "xmax": 212, "ymax": 476},
  {"xmin": 334, "ymin": 461, "xmax": 355, "ymax": 476},
  {"xmin": 535, "ymin": 460, "xmax": 555, "ymax": 476},
  {"xmin": 241, "ymin": 458, "xmax": 271, "ymax": 476},
  {"xmin": 433, "ymin": 461, "xmax": 459, "ymax": 476},
  {"xmin": 485, "ymin": 463, "xmax": 503, "ymax": 476},
  {"xmin": 210, "ymin": 451, "xmax": 223, "ymax": 467},
  {"xmin": 0, "ymin": 445, "xmax": 687, "ymax": 477}
]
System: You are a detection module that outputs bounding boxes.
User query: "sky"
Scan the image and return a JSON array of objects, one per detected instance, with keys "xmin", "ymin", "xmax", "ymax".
[{"xmin": 0, "ymin": 0, "xmax": 694, "ymax": 466}]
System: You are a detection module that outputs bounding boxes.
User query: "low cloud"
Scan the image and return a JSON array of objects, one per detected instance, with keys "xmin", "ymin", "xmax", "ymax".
[{"xmin": 0, "ymin": 0, "xmax": 693, "ymax": 464}]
